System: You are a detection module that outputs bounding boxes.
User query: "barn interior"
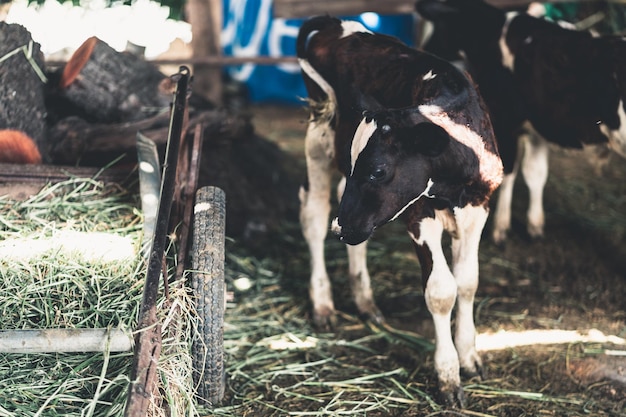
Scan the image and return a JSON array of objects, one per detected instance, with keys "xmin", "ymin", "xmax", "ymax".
[{"xmin": 0, "ymin": 0, "xmax": 625, "ymax": 416}]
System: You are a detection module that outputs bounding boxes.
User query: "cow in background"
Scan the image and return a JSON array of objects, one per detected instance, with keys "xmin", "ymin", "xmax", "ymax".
[
  {"xmin": 416, "ymin": 0, "xmax": 626, "ymax": 244},
  {"xmin": 297, "ymin": 15, "xmax": 503, "ymax": 407}
]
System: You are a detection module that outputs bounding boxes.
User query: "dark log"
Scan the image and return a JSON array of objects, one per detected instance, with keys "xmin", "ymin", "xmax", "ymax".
[
  {"xmin": 56, "ymin": 37, "xmax": 171, "ymax": 124},
  {"xmin": 47, "ymin": 111, "xmax": 171, "ymax": 165},
  {"xmin": 0, "ymin": 22, "xmax": 48, "ymax": 161},
  {"xmin": 48, "ymin": 102, "xmax": 299, "ymax": 244},
  {"xmin": 47, "ymin": 108, "xmax": 250, "ymax": 166}
]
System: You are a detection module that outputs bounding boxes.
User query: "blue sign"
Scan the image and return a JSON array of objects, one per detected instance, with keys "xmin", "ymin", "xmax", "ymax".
[{"xmin": 222, "ymin": 0, "xmax": 415, "ymax": 104}]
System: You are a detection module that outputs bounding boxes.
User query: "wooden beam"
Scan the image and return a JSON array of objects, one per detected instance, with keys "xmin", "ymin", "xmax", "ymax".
[
  {"xmin": 46, "ymin": 55, "xmax": 299, "ymax": 69},
  {"xmin": 0, "ymin": 162, "xmax": 133, "ymax": 185},
  {"xmin": 0, "ymin": 329, "xmax": 132, "ymax": 353},
  {"xmin": 273, "ymin": 0, "xmax": 622, "ymax": 19},
  {"xmin": 273, "ymin": 0, "xmax": 414, "ymax": 18},
  {"xmin": 0, "ymin": 163, "xmax": 135, "ymax": 200}
]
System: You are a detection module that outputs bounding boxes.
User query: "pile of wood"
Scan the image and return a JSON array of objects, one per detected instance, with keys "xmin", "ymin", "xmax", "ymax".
[
  {"xmin": 0, "ymin": 22, "xmax": 300, "ymax": 240},
  {"xmin": 0, "ymin": 22, "xmax": 174, "ymax": 164}
]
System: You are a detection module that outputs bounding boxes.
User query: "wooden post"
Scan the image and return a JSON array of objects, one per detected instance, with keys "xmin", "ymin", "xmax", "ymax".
[{"xmin": 186, "ymin": 0, "xmax": 223, "ymax": 106}]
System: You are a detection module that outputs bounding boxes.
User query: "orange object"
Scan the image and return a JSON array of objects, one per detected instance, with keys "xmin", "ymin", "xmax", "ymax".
[
  {"xmin": 0, "ymin": 129, "xmax": 42, "ymax": 164},
  {"xmin": 60, "ymin": 36, "xmax": 98, "ymax": 89}
]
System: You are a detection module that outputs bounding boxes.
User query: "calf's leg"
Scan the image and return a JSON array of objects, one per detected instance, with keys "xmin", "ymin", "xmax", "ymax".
[
  {"xmin": 336, "ymin": 176, "xmax": 384, "ymax": 323},
  {"xmin": 451, "ymin": 205, "xmax": 489, "ymax": 378},
  {"xmin": 492, "ymin": 171, "xmax": 516, "ymax": 245},
  {"xmin": 300, "ymin": 119, "xmax": 336, "ymax": 328},
  {"xmin": 410, "ymin": 216, "xmax": 464, "ymax": 408},
  {"xmin": 345, "ymin": 242, "xmax": 384, "ymax": 323},
  {"xmin": 520, "ymin": 131, "xmax": 548, "ymax": 239}
]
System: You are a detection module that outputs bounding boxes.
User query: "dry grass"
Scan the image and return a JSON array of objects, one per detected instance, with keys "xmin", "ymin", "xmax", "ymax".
[
  {"xmin": 0, "ymin": 177, "xmax": 196, "ymax": 417},
  {"xmin": 1, "ymin": 104, "xmax": 625, "ymax": 416},
  {"xmin": 203, "ymin": 230, "xmax": 626, "ymax": 416}
]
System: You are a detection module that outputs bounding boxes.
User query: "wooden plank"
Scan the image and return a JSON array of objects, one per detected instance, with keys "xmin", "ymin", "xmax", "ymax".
[
  {"xmin": 273, "ymin": 0, "xmax": 618, "ymax": 18},
  {"xmin": 0, "ymin": 163, "xmax": 135, "ymax": 200},
  {"xmin": 0, "ymin": 329, "xmax": 132, "ymax": 353},
  {"xmin": 46, "ymin": 55, "xmax": 299, "ymax": 69},
  {"xmin": 486, "ymin": 0, "xmax": 626, "ymax": 8},
  {"xmin": 0, "ymin": 162, "xmax": 133, "ymax": 185},
  {"xmin": 273, "ymin": 0, "xmax": 414, "ymax": 18}
]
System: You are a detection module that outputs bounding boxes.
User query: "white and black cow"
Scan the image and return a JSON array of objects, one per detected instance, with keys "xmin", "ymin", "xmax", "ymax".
[
  {"xmin": 297, "ymin": 15, "xmax": 503, "ymax": 407},
  {"xmin": 416, "ymin": 0, "xmax": 626, "ymax": 244}
]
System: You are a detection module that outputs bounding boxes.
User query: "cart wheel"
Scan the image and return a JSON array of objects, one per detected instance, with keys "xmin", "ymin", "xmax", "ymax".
[{"xmin": 191, "ymin": 186, "xmax": 226, "ymax": 406}]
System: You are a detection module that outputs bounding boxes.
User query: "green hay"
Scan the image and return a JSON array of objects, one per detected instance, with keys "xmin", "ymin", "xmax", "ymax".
[
  {"xmin": 2, "ymin": 158, "xmax": 625, "ymax": 416},
  {"xmin": 0, "ymin": 178, "xmax": 196, "ymax": 417}
]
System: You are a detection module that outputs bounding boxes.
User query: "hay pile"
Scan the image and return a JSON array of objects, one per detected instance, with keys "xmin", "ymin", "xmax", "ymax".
[
  {"xmin": 1, "ymin": 151, "xmax": 624, "ymax": 417},
  {"xmin": 0, "ymin": 177, "xmax": 195, "ymax": 416}
]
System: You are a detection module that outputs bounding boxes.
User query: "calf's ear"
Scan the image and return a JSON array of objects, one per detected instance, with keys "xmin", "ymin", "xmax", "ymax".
[
  {"xmin": 401, "ymin": 122, "xmax": 450, "ymax": 157},
  {"xmin": 352, "ymin": 88, "xmax": 384, "ymax": 115}
]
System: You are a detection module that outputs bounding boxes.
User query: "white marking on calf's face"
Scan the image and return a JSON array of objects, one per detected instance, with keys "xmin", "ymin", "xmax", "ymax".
[
  {"xmin": 423, "ymin": 70, "xmax": 437, "ymax": 81},
  {"xmin": 351, "ymin": 117, "xmax": 378, "ymax": 175},
  {"xmin": 389, "ymin": 178, "xmax": 435, "ymax": 222}
]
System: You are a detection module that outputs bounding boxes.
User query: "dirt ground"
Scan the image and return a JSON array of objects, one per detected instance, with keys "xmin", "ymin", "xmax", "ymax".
[{"xmin": 221, "ymin": 103, "xmax": 626, "ymax": 416}]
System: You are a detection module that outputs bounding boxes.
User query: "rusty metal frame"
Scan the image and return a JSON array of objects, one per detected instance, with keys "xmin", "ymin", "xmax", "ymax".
[{"xmin": 124, "ymin": 66, "xmax": 191, "ymax": 416}]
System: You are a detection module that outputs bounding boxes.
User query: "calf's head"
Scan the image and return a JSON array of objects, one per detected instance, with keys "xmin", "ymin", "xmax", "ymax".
[{"xmin": 333, "ymin": 109, "xmax": 450, "ymax": 245}]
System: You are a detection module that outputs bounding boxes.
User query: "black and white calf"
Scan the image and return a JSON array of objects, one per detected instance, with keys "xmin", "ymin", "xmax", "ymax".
[
  {"xmin": 416, "ymin": 0, "xmax": 626, "ymax": 244},
  {"xmin": 297, "ymin": 16, "xmax": 503, "ymax": 406}
]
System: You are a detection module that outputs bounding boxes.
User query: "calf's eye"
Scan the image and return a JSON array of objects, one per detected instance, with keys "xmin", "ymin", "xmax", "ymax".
[{"xmin": 369, "ymin": 168, "xmax": 387, "ymax": 182}]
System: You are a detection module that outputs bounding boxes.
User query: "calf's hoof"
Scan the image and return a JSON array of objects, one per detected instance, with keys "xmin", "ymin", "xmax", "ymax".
[
  {"xmin": 527, "ymin": 224, "xmax": 544, "ymax": 241},
  {"xmin": 461, "ymin": 362, "xmax": 486, "ymax": 381},
  {"xmin": 439, "ymin": 384, "xmax": 466, "ymax": 409},
  {"xmin": 492, "ymin": 228, "xmax": 508, "ymax": 248},
  {"xmin": 312, "ymin": 306, "xmax": 337, "ymax": 331},
  {"xmin": 358, "ymin": 302, "xmax": 386, "ymax": 325}
]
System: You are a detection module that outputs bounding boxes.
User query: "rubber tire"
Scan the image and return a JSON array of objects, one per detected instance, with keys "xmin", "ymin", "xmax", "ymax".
[{"xmin": 191, "ymin": 186, "xmax": 226, "ymax": 406}]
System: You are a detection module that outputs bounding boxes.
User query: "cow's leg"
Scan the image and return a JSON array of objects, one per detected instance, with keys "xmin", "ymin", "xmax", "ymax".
[
  {"xmin": 450, "ymin": 205, "xmax": 489, "ymax": 379},
  {"xmin": 520, "ymin": 131, "xmax": 548, "ymax": 239},
  {"xmin": 345, "ymin": 242, "xmax": 384, "ymax": 323},
  {"xmin": 335, "ymin": 176, "xmax": 383, "ymax": 323},
  {"xmin": 492, "ymin": 171, "xmax": 516, "ymax": 245},
  {"xmin": 409, "ymin": 215, "xmax": 464, "ymax": 408},
  {"xmin": 300, "ymin": 119, "xmax": 335, "ymax": 328},
  {"xmin": 492, "ymin": 138, "xmax": 523, "ymax": 245},
  {"xmin": 601, "ymin": 98, "xmax": 626, "ymax": 159},
  {"xmin": 582, "ymin": 143, "xmax": 612, "ymax": 176}
]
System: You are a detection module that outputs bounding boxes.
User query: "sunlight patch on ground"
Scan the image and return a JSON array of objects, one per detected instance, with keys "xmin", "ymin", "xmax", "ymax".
[
  {"xmin": 476, "ymin": 328, "xmax": 626, "ymax": 351},
  {"xmin": 0, "ymin": 230, "xmax": 137, "ymax": 263}
]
